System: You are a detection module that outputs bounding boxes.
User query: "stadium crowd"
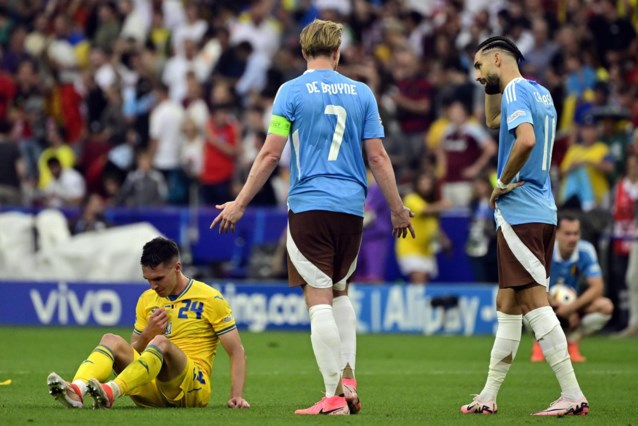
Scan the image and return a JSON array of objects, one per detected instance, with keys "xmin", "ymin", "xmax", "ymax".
[{"xmin": 0, "ymin": 0, "xmax": 636, "ymax": 328}]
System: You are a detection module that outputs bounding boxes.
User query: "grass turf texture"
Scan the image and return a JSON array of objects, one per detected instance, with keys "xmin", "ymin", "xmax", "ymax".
[{"xmin": 1, "ymin": 327, "xmax": 636, "ymax": 425}]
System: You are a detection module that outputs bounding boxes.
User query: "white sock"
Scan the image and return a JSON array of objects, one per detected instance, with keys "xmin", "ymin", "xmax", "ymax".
[
  {"xmin": 106, "ymin": 380, "xmax": 122, "ymax": 398},
  {"xmin": 569, "ymin": 312, "xmax": 611, "ymax": 342},
  {"xmin": 479, "ymin": 312, "xmax": 522, "ymax": 402},
  {"xmin": 308, "ymin": 304, "xmax": 342, "ymax": 397},
  {"xmin": 332, "ymin": 296, "xmax": 357, "ymax": 375},
  {"xmin": 525, "ymin": 306, "xmax": 584, "ymax": 401},
  {"xmin": 72, "ymin": 380, "xmax": 87, "ymax": 396}
]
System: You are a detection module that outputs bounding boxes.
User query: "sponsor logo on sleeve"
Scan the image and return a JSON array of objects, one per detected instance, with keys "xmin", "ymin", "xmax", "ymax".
[{"xmin": 507, "ymin": 110, "xmax": 526, "ymax": 123}]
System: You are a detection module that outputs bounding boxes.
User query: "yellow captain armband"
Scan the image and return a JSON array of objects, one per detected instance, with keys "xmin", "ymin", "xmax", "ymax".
[{"xmin": 268, "ymin": 115, "xmax": 291, "ymax": 137}]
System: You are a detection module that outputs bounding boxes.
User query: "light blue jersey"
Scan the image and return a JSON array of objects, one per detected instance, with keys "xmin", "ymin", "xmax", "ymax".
[
  {"xmin": 496, "ymin": 77, "xmax": 557, "ymax": 226},
  {"xmin": 270, "ymin": 69, "xmax": 384, "ymax": 217},
  {"xmin": 550, "ymin": 240, "xmax": 602, "ymax": 292}
]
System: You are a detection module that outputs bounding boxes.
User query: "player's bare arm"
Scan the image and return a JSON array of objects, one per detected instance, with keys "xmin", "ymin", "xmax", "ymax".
[
  {"xmin": 131, "ymin": 308, "xmax": 169, "ymax": 353},
  {"xmin": 364, "ymin": 138, "xmax": 415, "ymax": 239},
  {"xmin": 489, "ymin": 123, "xmax": 534, "ymax": 208},
  {"xmin": 555, "ymin": 276, "xmax": 604, "ymax": 319},
  {"xmin": 484, "ymin": 93, "xmax": 502, "ymax": 129},
  {"xmin": 210, "ymin": 133, "xmax": 287, "ymax": 233},
  {"xmin": 219, "ymin": 329, "xmax": 250, "ymax": 409}
]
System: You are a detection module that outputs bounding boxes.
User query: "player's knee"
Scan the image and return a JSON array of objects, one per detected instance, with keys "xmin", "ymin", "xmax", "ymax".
[
  {"xmin": 148, "ymin": 334, "xmax": 171, "ymax": 351},
  {"xmin": 595, "ymin": 297, "xmax": 614, "ymax": 315},
  {"xmin": 100, "ymin": 333, "xmax": 126, "ymax": 349}
]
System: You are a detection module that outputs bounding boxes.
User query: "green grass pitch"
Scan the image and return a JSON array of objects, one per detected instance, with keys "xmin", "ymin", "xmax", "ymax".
[{"xmin": 1, "ymin": 327, "xmax": 636, "ymax": 425}]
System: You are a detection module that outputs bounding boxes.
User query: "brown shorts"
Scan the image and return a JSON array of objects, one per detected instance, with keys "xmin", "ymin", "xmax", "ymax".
[
  {"xmin": 287, "ymin": 210, "xmax": 363, "ymax": 290},
  {"xmin": 497, "ymin": 222, "xmax": 556, "ymax": 288}
]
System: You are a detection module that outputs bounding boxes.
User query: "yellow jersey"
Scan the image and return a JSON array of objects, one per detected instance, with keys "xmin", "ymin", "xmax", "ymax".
[
  {"xmin": 396, "ymin": 193, "xmax": 439, "ymax": 258},
  {"xmin": 560, "ymin": 142, "xmax": 610, "ymax": 204},
  {"xmin": 133, "ymin": 279, "xmax": 236, "ymax": 378}
]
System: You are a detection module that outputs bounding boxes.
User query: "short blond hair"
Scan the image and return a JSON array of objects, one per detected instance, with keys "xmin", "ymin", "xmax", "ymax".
[{"xmin": 300, "ymin": 19, "xmax": 343, "ymax": 58}]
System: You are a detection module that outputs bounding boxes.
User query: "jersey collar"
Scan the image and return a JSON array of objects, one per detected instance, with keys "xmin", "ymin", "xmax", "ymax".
[
  {"xmin": 168, "ymin": 278, "xmax": 193, "ymax": 301},
  {"xmin": 503, "ymin": 77, "xmax": 524, "ymax": 95},
  {"xmin": 553, "ymin": 241, "xmax": 579, "ymax": 263}
]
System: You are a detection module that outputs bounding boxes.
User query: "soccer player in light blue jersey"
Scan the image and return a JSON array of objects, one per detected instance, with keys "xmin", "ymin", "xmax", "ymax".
[
  {"xmin": 460, "ymin": 36, "xmax": 589, "ymax": 417},
  {"xmin": 530, "ymin": 214, "xmax": 613, "ymax": 363},
  {"xmin": 211, "ymin": 19, "xmax": 414, "ymax": 415}
]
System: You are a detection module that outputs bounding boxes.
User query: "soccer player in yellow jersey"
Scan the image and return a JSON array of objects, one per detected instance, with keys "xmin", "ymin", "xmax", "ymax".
[{"xmin": 47, "ymin": 237, "xmax": 249, "ymax": 409}]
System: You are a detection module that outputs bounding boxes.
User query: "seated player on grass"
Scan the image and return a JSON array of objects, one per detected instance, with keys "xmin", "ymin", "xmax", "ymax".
[
  {"xmin": 531, "ymin": 214, "xmax": 614, "ymax": 362},
  {"xmin": 47, "ymin": 237, "xmax": 250, "ymax": 409}
]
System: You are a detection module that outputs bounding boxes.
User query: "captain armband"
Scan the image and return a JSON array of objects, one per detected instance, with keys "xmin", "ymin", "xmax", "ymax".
[{"xmin": 268, "ymin": 115, "xmax": 292, "ymax": 137}]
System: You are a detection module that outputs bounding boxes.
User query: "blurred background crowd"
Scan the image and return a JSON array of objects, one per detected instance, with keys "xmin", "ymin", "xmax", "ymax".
[{"xmin": 0, "ymin": 0, "xmax": 636, "ymax": 319}]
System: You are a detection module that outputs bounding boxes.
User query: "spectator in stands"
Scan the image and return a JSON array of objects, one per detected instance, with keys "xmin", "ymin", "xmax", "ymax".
[
  {"xmin": 230, "ymin": 0, "xmax": 282, "ymax": 62},
  {"xmin": 200, "ymin": 86, "xmax": 239, "ymax": 206},
  {"xmin": 523, "ymin": 18, "xmax": 559, "ymax": 80},
  {"xmin": 598, "ymin": 108, "xmax": 633, "ymax": 182},
  {"xmin": 149, "ymin": 82, "xmax": 186, "ymax": 205},
  {"xmin": 0, "ymin": 120, "xmax": 23, "ymax": 206},
  {"xmin": 396, "ymin": 171, "xmax": 451, "ymax": 284},
  {"xmin": 42, "ymin": 157, "xmax": 86, "ymax": 208},
  {"xmin": 24, "ymin": 14, "xmax": 48, "ymax": 57},
  {"xmin": 37, "ymin": 122, "xmax": 76, "ymax": 191},
  {"xmin": 100, "ymin": 84, "xmax": 127, "ymax": 145},
  {"xmin": 118, "ymin": 0, "xmax": 149, "ymax": 45},
  {"xmin": 0, "ymin": 52, "xmax": 16, "ymax": 125},
  {"xmin": 613, "ymin": 154, "xmax": 638, "ymax": 337},
  {"xmin": 559, "ymin": 115, "xmax": 614, "ymax": 211},
  {"xmin": 163, "ymin": 38, "xmax": 203, "ymax": 103},
  {"xmin": 148, "ymin": 10, "xmax": 172, "ymax": 64},
  {"xmin": 435, "ymin": 99, "xmax": 496, "ymax": 208},
  {"xmin": 122, "ymin": 50, "xmax": 154, "ymax": 147},
  {"xmin": 183, "ymin": 73, "xmax": 209, "ymax": 131},
  {"xmin": 11, "ymin": 59, "xmax": 43, "ymax": 181},
  {"xmin": 2, "ymin": 25, "xmax": 31, "ymax": 74},
  {"xmin": 387, "ymin": 48, "xmax": 433, "ymax": 180},
  {"xmin": 172, "ymin": 3, "xmax": 208, "ymax": 56},
  {"xmin": 356, "ymin": 171, "xmax": 392, "ymax": 283},
  {"xmin": 93, "ymin": 3, "xmax": 121, "ymax": 51},
  {"xmin": 212, "ymin": 39, "xmax": 253, "ymax": 88},
  {"xmin": 180, "ymin": 116, "xmax": 204, "ymax": 205},
  {"xmin": 588, "ymin": 0, "xmax": 637, "ymax": 68},
  {"xmin": 69, "ymin": 193, "xmax": 110, "ymax": 235},
  {"xmin": 465, "ymin": 174, "xmax": 498, "ymax": 283},
  {"xmin": 116, "ymin": 150, "xmax": 167, "ymax": 208}
]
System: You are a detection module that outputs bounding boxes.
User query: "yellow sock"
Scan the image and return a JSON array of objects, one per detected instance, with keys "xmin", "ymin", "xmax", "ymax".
[
  {"xmin": 113, "ymin": 345, "xmax": 163, "ymax": 395},
  {"xmin": 73, "ymin": 345, "xmax": 115, "ymax": 383}
]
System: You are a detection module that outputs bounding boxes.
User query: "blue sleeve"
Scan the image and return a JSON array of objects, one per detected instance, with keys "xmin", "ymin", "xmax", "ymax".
[
  {"xmin": 504, "ymin": 83, "xmax": 534, "ymax": 132},
  {"xmin": 362, "ymin": 84, "xmax": 384, "ymax": 140},
  {"xmin": 581, "ymin": 251, "xmax": 602, "ymax": 278},
  {"xmin": 272, "ymin": 82, "xmax": 295, "ymax": 122}
]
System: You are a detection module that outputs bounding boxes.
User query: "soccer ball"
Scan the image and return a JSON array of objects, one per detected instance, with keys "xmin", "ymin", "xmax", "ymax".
[{"xmin": 549, "ymin": 284, "xmax": 577, "ymax": 305}]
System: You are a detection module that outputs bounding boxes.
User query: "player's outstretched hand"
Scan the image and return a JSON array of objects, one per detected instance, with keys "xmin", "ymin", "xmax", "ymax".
[
  {"xmin": 391, "ymin": 206, "xmax": 416, "ymax": 239},
  {"xmin": 489, "ymin": 181, "xmax": 525, "ymax": 209},
  {"xmin": 210, "ymin": 201, "xmax": 246, "ymax": 234},
  {"xmin": 227, "ymin": 397, "xmax": 250, "ymax": 408}
]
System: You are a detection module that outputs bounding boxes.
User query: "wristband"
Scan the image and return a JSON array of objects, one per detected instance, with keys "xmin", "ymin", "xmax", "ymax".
[{"xmin": 496, "ymin": 179, "xmax": 508, "ymax": 190}]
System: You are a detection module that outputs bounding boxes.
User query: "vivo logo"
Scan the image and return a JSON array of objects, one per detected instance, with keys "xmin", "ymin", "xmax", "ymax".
[{"xmin": 30, "ymin": 283, "xmax": 121, "ymax": 325}]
